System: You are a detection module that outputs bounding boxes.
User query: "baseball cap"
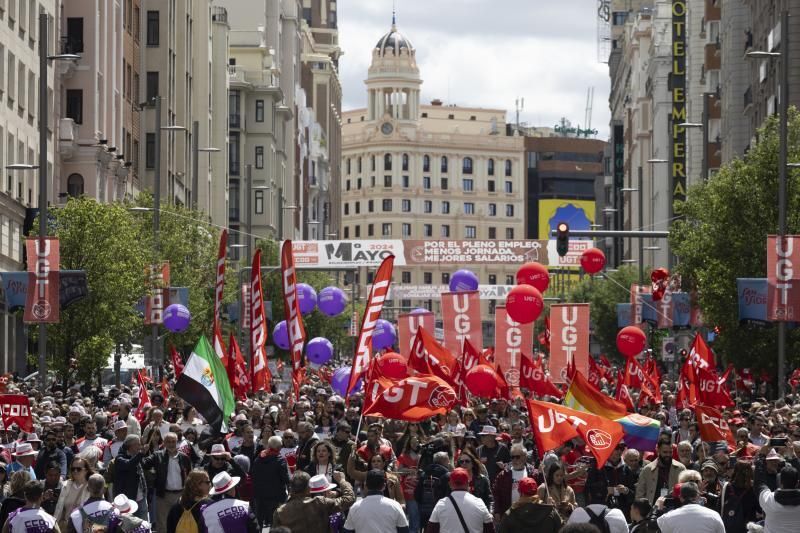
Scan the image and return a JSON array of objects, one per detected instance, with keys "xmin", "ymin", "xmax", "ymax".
[
  {"xmin": 518, "ymin": 477, "xmax": 537, "ymax": 497},
  {"xmin": 449, "ymin": 467, "xmax": 470, "ymax": 488}
]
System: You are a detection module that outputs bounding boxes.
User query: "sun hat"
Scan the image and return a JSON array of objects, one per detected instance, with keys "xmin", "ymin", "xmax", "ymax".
[
  {"xmin": 112, "ymin": 494, "xmax": 138, "ymax": 515},
  {"xmin": 309, "ymin": 474, "xmax": 337, "ymax": 494},
  {"xmin": 209, "ymin": 471, "xmax": 241, "ymax": 495}
]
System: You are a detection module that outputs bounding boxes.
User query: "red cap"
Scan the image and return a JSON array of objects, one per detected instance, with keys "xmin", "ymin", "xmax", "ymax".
[
  {"xmin": 449, "ymin": 467, "xmax": 470, "ymax": 488},
  {"xmin": 518, "ymin": 477, "xmax": 537, "ymax": 497},
  {"xmin": 672, "ymin": 483, "xmax": 682, "ymax": 499}
]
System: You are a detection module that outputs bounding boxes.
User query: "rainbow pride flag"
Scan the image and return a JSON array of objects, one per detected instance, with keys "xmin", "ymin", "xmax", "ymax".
[{"xmin": 564, "ymin": 370, "xmax": 661, "ymax": 452}]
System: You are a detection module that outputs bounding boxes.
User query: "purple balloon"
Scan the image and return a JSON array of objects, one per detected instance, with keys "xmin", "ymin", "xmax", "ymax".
[
  {"xmin": 164, "ymin": 304, "xmax": 191, "ymax": 333},
  {"xmin": 273, "ymin": 320, "xmax": 290, "ymax": 350},
  {"xmin": 410, "ymin": 308, "xmax": 430, "ymax": 315},
  {"xmin": 297, "ymin": 283, "xmax": 317, "ymax": 315},
  {"xmin": 331, "ymin": 366, "xmax": 362, "ymax": 396},
  {"xmin": 306, "ymin": 337, "xmax": 334, "ymax": 365},
  {"xmin": 449, "ymin": 269, "xmax": 479, "ymax": 292},
  {"xmin": 318, "ymin": 286, "xmax": 348, "ymax": 317},
  {"xmin": 373, "ymin": 319, "xmax": 397, "ymax": 350}
]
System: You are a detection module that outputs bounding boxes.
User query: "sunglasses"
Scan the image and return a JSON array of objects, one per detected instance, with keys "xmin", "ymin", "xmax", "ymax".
[{"xmin": 458, "ymin": 458, "xmax": 472, "ymax": 464}]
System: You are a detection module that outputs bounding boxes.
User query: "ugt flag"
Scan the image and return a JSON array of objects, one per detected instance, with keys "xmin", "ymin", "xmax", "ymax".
[{"xmin": 175, "ymin": 336, "xmax": 235, "ymax": 433}]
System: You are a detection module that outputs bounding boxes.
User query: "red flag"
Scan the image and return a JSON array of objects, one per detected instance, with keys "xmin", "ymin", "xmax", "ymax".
[
  {"xmin": 695, "ymin": 404, "xmax": 736, "ymax": 445},
  {"xmin": 737, "ymin": 368, "xmax": 754, "ymax": 391},
  {"xmin": 455, "ymin": 339, "xmax": 489, "ymax": 406},
  {"xmin": 213, "ymin": 229, "xmax": 227, "ymax": 330},
  {"xmin": 397, "ymin": 311, "xmax": 435, "ymax": 359},
  {"xmin": 588, "ymin": 357, "xmax": 603, "ymax": 388},
  {"xmin": 250, "ymin": 249, "xmax": 271, "ymax": 392},
  {"xmin": 623, "ymin": 356, "xmax": 647, "ymax": 389},
  {"xmin": 495, "ymin": 364, "xmax": 511, "ymax": 400},
  {"xmin": 688, "ymin": 333, "xmax": 715, "ymax": 370},
  {"xmin": 348, "ymin": 255, "xmax": 394, "ymax": 397},
  {"xmin": 227, "ymin": 334, "xmax": 250, "ymax": 401},
  {"xmin": 161, "ymin": 378, "xmax": 169, "ymax": 401},
  {"xmin": 135, "ymin": 371, "xmax": 151, "ymax": 423},
  {"xmin": 226, "ymin": 334, "xmax": 238, "ymax": 398},
  {"xmin": 520, "ymin": 354, "xmax": 564, "ymax": 399},
  {"xmin": 538, "ymin": 316, "xmax": 551, "ymax": 348},
  {"xmin": 695, "ymin": 366, "xmax": 734, "ymax": 408},
  {"xmin": 363, "ymin": 375, "xmax": 458, "ymax": 422},
  {"xmin": 213, "ymin": 323, "xmax": 228, "ymax": 368},
  {"xmin": 281, "ymin": 241, "xmax": 306, "ymax": 401},
  {"xmin": 615, "ymin": 369, "xmax": 635, "ymax": 411},
  {"xmin": 169, "ymin": 345, "xmax": 184, "ymax": 377},
  {"xmin": 676, "ymin": 358, "xmax": 697, "ymax": 408},
  {"xmin": 790, "ymin": 368, "xmax": 800, "ymax": 389},
  {"xmin": 408, "ymin": 327, "xmax": 459, "ymax": 385},
  {"xmin": 526, "ymin": 399, "xmax": 624, "ymax": 466},
  {"xmin": 0, "ymin": 395, "xmax": 33, "ymax": 432}
]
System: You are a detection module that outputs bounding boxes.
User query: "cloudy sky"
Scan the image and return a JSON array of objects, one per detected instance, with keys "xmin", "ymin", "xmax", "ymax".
[{"xmin": 337, "ymin": 0, "xmax": 612, "ymax": 138}]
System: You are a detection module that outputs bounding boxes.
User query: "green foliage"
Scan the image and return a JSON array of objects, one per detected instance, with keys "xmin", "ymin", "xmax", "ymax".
[
  {"xmin": 670, "ymin": 107, "xmax": 800, "ymax": 370},
  {"xmin": 567, "ymin": 266, "xmax": 639, "ymax": 358},
  {"xmin": 74, "ymin": 334, "xmax": 115, "ymax": 384}
]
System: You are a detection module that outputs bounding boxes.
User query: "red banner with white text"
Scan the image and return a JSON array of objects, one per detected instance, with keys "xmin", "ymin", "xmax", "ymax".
[
  {"xmin": 0, "ymin": 394, "xmax": 33, "ymax": 432},
  {"xmin": 441, "ymin": 291, "xmax": 482, "ymax": 357},
  {"xmin": 250, "ymin": 250, "xmax": 271, "ymax": 392},
  {"xmin": 281, "ymin": 241, "xmax": 306, "ymax": 400},
  {"xmin": 549, "ymin": 304, "xmax": 590, "ymax": 383},
  {"xmin": 144, "ymin": 262, "xmax": 170, "ymax": 326},
  {"xmin": 397, "ymin": 311, "xmax": 435, "ymax": 360},
  {"xmin": 494, "ymin": 305, "xmax": 533, "ymax": 389},
  {"xmin": 767, "ymin": 235, "xmax": 800, "ymax": 321},
  {"xmin": 24, "ymin": 237, "xmax": 60, "ymax": 323},
  {"xmin": 213, "ymin": 230, "xmax": 227, "ymax": 329},
  {"xmin": 364, "ymin": 375, "xmax": 458, "ymax": 422}
]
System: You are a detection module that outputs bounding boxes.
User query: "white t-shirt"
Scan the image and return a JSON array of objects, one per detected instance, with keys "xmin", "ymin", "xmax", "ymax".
[
  {"xmin": 656, "ymin": 503, "xmax": 725, "ymax": 533},
  {"xmin": 429, "ymin": 490, "xmax": 492, "ymax": 533},
  {"xmin": 70, "ymin": 499, "xmax": 114, "ymax": 533},
  {"xmin": 76, "ymin": 436, "xmax": 108, "ymax": 453},
  {"xmin": 569, "ymin": 505, "xmax": 629, "ymax": 533},
  {"xmin": 343, "ymin": 494, "xmax": 408, "ymax": 533},
  {"xmin": 510, "ymin": 468, "xmax": 528, "ymax": 504},
  {"xmin": 8, "ymin": 506, "xmax": 57, "ymax": 533}
]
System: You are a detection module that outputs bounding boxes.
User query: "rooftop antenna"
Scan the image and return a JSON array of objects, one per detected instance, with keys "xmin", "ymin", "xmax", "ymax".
[
  {"xmin": 515, "ymin": 97, "xmax": 525, "ymax": 131},
  {"xmin": 392, "ymin": 0, "xmax": 396, "ymax": 29}
]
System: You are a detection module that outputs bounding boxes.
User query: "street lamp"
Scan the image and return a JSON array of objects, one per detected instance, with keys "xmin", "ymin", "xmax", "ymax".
[
  {"xmin": 190, "ymin": 120, "xmax": 221, "ymax": 210},
  {"xmin": 5, "ymin": 164, "xmax": 39, "ymax": 170}
]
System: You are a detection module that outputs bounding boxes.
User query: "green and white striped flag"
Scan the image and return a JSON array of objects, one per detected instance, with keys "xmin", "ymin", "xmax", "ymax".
[{"xmin": 175, "ymin": 335, "xmax": 235, "ymax": 433}]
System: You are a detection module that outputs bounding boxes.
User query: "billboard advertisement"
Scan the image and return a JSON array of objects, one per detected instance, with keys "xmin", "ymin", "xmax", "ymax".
[{"xmin": 538, "ymin": 199, "xmax": 596, "ymax": 268}]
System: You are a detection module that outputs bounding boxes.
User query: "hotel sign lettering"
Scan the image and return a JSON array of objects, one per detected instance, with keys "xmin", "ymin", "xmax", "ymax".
[{"xmin": 672, "ymin": 1, "xmax": 687, "ymax": 207}]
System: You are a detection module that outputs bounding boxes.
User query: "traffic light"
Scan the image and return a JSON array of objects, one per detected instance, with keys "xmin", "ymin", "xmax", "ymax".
[{"xmin": 556, "ymin": 222, "xmax": 569, "ymax": 257}]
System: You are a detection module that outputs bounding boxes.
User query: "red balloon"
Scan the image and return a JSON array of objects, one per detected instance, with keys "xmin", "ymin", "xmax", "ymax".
[
  {"xmin": 616, "ymin": 326, "xmax": 647, "ymax": 357},
  {"xmin": 506, "ymin": 285, "xmax": 544, "ymax": 324},
  {"xmin": 516, "ymin": 262, "xmax": 550, "ymax": 292},
  {"xmin": 376, "ymin": 352, "xmax": 408, "ymax": 380},
  {"xmin": 465, "ymin": 364, "xmax": 499, "ymax": 397},
  {"xmin": 580, "ymin": 248, "xmax": 606, "ymax": 274}
]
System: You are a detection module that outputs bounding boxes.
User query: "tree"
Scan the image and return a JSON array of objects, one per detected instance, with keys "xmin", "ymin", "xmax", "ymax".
[{"xmin": 670, "ymin": 107, "xmax": 800, "ymax": 370}]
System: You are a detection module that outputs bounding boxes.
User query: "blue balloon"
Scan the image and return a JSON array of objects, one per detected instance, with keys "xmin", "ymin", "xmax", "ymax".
[
  {"xmin": 318, "ymin": 286, "xmax": 348, "ymax": 316},
  {"xmin": 306, "ymin": 337, "xmax": 334, "ymax": 365},
  {"xmin": 164, "ymin": 304, "xmax": 191, "ymax": 333},
  {"xmin": 373, "ymin": 319, "xmax": 397, "ymax": 350},
  {"xmin": 332, "ymin": 366, "xmax": 362, "ymax": 396},
  {"xmin": 297, "ymin": 283, "xmax": 317, "ymax": 315},
  {"xmin": 273, "ymin": 320, "xmax": 290, "ymax": 350}
]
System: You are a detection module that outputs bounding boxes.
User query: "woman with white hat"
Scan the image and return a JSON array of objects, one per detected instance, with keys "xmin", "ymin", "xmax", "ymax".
[{"xmin": 199, "ymin": 471, "xmax": 259, "ymax": 533}]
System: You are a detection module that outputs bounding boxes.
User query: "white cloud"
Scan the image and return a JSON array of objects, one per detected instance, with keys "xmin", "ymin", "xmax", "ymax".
[{"xmin": 338, "ymin": 0, "xmax": 611, "ymax": 138}]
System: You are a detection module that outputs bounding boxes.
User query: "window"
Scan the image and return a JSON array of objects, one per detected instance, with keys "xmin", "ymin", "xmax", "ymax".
[
  {"xmin": 229, "ymin": 132, "xmax": 240, "ymax": 175},
  {"xmin": 65, "ymin": 89, "xmax": 83, "ymax": 124},
  {"xmin": 442, "ymin": 272, "xmax": 451, "ymax": 284},
  {"xmin": 66, "ymin": 17, "xmax": 84, "ymax": 53},
  {"xmin": 488, "ymin": 158, "xmax": 495, "ymax": 176},
  {"xmin": 371, "ymin": 155, "xmax": 376, "ymax": 171},
  {"xmin": 145, "ymin": 133, "xmax": 155, "ymax": 168},
  {"xmin": 402, "ymin": 153, "xmax": 409, "ymax": 171},
  {"xmin": 488, "ymin": 227, "xmax": 496, "ymax": 239},
  {"xmin": 355, "ymin": 201, "xmax": 360, "ymax": 214},
  {"xmin": 67, "ymin": 174, "xmax": 84, "ymax": 197},
  {"xmin": 465, "ymin": 226, "xmax": 477, "ymax": 239},
  {"xmin": 488, "ymin": 274, "xmax": 497, "ymax": 285},
  {"xmin": 441, "ymin": 201, "xmax": 450, "ymax": 214},
  {"xmin": 384, "ymin": 153, "xmax": 392, "ymax": 171},
  {"xmin": 368, "ymin": 224, "xmax": 374, "ymax": 236},
  {"xmin": 504, "ymin": 181, "xmax": 513, "ymax": 194},
  {"xmin": 255, "ymin": 146, "xmax": 264, "ymax": 168},
  {"xmin": 358, "ymin": 157, "xmax": 362, "ymax": 173},
  {"xmin": 357, "ymin": 178, "xmax": 362, "ymax": 189},
  {"xmin": 382, "ymin": 223, "xmax": 392, "ymax": 236},
  {"xmin": 346, "ymin": 179, "xmax": 351, "ymax": 191},
  {"xmin": 423, "ymin": 177, "xmax": 431, "ymax": 190},
  {"xmin": 402, "ymin": 271, "xmax": 412, "ymax": 283},
  {"xmin": 255, "ymin": 190, "xmax": 264, "ymax": 214},
  {"xmin": 441, "ymin": 156, "xmax": 448, "ymax": 173},
  {"xmin": 423, "ymin": 155, "xmax": 430, "ymax": 172},
  {"xmin": 424, "ymin": 200, "xmax": 432, "ymax": 213},
  {"xmin": 506, "ymin": 227, "xmax": 514, "ymax": 239},
  {"xmin": 355, "ymin": 226, "xmax": 361, "ymax": 237},
  {"xmin": 344, "ymin": 203, "xmax": 349, "ymax": 215},
  {"xmin": 424, "ymin": 272, "xmax": 433, "ymax": 284},
  {"xmin": 146, "ymin": 10, "xmax": 159, "ymax": 45},
  {"xmin": 146, "ymin": 71, "xmax": 159, "ymax": 101},
  {"xmin": 463, "ymin": 157, "xmax": 473, "ymax": 174},
  {"xmin": 488, "ymin": 203, "xmax": 496, "ymax": 216},
  {"xmin": 441, "ymin": 178, "xmax": 448, "ymax": 190},
  {"xmin": 368, "ymin": 200, "xmax": 374, "ymax": 212},
  {"xmin": 344, "ymin": 227, "xmax": 350, "ymax": 238},
  {"xmin": 441, "ymin": 225, "xmax": 450, "ymax": 238},
  {"xmin": 506, "ymin": 204, "xmax": 514, "ymax": 217},
  {"xmin": 402, "ymin": 199, "xmax": 411, "ymax": 212},
  {"xmin": 255, "ymin": 99, "xmax": 264, "ymax": 122},
  {"xmin": 506, "ymin": 275, "xmax": 514, "ymax": 285},
  {"xmin": 402, "ymin": 223, "xmax": 411, "ymax": 237},
  {"xmin": 382, "ymin": 199, "xmax": 392, "ymax": 212},
  {"xmin": 423, "ymin": 224, "xmax": 432, "ymax": 237},
  {"xmin": 505, "ymin": 159, "xmax": 512, "ymax": 176},
  {"xmin": 464, "ymin": 202, "xmax": 475, "ymax": 215},
  {"xmin": 463, "ymin": 179, "xmax": 474, "ymax": 192},
  {"xmin": 384, "ymin": 175, "xmax": 392, "ymax": 187},
  {"xmin": 370, "ymin": 176, "xmax": 376, "ymax": 187},
  {"xmin": 345, "ymin": 159, "xmax": 351, "ymax": 175},
  {"xmin": 402, "ymin": 175, "xmax": 409, "ymax": 188},
  {"xmin": 488, "ymin": 180, "xmax": 495, "ymax": 193}
]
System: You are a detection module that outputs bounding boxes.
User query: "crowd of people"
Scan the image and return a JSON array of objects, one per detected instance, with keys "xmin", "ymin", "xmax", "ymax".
[{"xmin": 0, "ymin": 365, "xmax": 797, "ymax": 533}]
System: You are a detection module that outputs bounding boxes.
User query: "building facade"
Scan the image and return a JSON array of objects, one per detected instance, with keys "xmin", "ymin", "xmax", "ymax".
[{"xmin": 341, "ymin": 20, "xmax": 525, "ymax": 316}]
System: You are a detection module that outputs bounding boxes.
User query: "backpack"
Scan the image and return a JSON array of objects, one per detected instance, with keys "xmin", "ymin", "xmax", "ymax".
[
  {"xmin": 79, "ymin": 507, "xmax": 111, "ymax": 533},
  {"xmin": 419, "ymin": 471, "xmax": 442, "ymax": 507},
  {"xmin": 584, "ymin": 506, "xmax": 611, "ymax": 533},
  {"xmin": 175, "ymin": 502, "xmax": 201, "ymax": 533}
]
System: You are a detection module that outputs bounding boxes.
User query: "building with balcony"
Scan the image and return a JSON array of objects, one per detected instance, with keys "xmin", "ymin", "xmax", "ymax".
[
  {"xmin": 0, "ymin": 0, "xmax": 60, "ymax": 372},
  {"xmin": 341, "ymin": 18, "xmax": 525, "ymax": 316}
]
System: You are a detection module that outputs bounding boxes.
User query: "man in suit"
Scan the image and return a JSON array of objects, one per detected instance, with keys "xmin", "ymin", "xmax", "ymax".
[
  {"xmin": 635, "ymin": 437, "xmax": 685, "ymax": 504},
  {"xmin": 141, "ymin": 431, "xmax": 191, "ymax": 533}
]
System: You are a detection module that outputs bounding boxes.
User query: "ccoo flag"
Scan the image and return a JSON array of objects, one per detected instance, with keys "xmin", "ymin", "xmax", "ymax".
[{"xmin": 175, "ymin": 335, "xmax": 235, "ymax": 433}]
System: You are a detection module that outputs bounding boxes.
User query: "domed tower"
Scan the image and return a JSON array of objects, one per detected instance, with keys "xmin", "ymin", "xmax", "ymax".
[{"xmin": 366, "ymin": 14, "xmax": 422, "ymax": 123}]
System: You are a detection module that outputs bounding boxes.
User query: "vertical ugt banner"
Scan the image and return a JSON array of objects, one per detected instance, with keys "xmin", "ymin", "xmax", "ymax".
[
  {"xmin": 24, "ymin": 237, "xmax": 60, "ymax": 323},
  {"xmin": 767, "ymin": 235, "xmax": 800, "ymax": 321},
  {"xmin": 441, "ymin": 291, "xmax": 482, "ymax": 357},
  {"xmin": 144, "ymin": 262, "xmax": 170, "ymax": 325},
  {"xmin": 397, "ymin": 311, "xmax": 435, "ymax": 360},
  {"xmin": 549, "ymin": 303, "xmax": 590, "ymax": 383},
  {"xmin": 494, "ymin": 305, "xmax": 533, "ymax": 388}
]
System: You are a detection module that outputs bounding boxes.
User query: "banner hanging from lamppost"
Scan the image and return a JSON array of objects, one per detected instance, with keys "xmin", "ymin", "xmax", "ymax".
[
  {"xmin": 144, "ymin": 262, "xmax": 170, "ymax": 325},
  {"xmin": 23, "ymin": 237, "xmax": 59, "ymax": 323},
  {"xmin": 767, "ymin": 235, "xmax": 800, "ymax": 321}
]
